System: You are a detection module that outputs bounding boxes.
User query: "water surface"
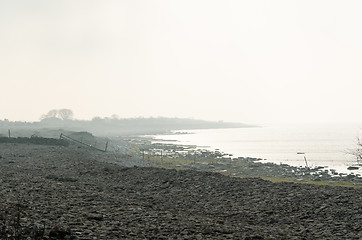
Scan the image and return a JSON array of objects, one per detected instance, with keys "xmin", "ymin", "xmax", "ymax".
[{"xmin": 151, "ymin": 124, "xmax": 362, "ymax": 174}]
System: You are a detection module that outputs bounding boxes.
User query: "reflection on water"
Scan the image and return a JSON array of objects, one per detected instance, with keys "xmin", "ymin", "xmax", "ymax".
[{"xmin": 151, "ymin": 123, "xmax": 362, "ymax": 174}]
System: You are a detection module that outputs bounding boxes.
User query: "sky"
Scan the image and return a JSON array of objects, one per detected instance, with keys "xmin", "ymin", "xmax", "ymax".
[{"xmin": 1, "ymin": 0, "xmax": 362, "ymax": 124}]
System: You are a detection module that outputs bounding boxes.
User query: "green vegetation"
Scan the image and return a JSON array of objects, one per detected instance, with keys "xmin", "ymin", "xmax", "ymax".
[
  {"xmin": 144, "ymin": 154, "xmax": 361, "ymax": 189},
  {"xmin": 258, "ymin": 176, "xmax": 358, "ymax": 188}
]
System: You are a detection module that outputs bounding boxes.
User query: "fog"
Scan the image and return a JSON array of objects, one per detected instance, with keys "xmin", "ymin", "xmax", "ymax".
[{"xmin": 1, "ymin": 0, "xmax": 362, "ymax": 124}]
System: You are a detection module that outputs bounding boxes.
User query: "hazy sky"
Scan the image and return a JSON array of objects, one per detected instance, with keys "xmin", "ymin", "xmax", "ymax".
[{"xmin": 1, "ymin": 0, "xmax": 362, "ymax": 124}]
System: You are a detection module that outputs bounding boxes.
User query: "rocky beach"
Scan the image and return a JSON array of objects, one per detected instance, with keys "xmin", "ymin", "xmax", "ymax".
[{"xmin": 1, "ymin": 142, "xmax": 362, "ymax": 239}]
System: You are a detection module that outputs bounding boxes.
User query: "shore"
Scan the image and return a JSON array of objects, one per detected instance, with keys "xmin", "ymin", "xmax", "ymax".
[
  {"xmin": 1, "ymin": 143, "xmax": 362, "ymax": 239},
  {"xmin": 125, "ymin": 138, "xmax": 362, "ymax": 188}
]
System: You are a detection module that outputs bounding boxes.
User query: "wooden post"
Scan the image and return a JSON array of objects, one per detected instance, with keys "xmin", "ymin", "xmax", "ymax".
[
  {"xmin": 105, "ymin": 141, "xmax": 108, "ymax": 152},
  {"xmin": 59, "ymin": 133, "xmax": 63, "ymax": 139},
  {"xmin": 8, "ymin": 129, "xmax": 11, "ymax": 138},
  {"xmin": 304, "ymin": 156, "xmax": 309, "ymax": 168}
]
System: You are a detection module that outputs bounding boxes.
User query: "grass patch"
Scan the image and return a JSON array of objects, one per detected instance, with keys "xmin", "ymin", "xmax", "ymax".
[
  {"xmin": 146, "ymin": 155, "xmax": 361, "ymax": 189},
  {"xmin": 258, "ymin": 176, "xmax": 359, "ymax": 188}
]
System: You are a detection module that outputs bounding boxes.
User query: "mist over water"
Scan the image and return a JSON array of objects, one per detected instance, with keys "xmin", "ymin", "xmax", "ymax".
[{"xmin": 152, "ymin": 124, "xmax": 362, "ymax": 174}]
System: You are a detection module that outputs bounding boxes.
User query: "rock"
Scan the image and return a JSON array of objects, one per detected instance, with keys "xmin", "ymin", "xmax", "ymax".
[
  {"xmin": 1, "ymin": 143, "xmax": 362, "ymax": 239},
  {"xmin": 87, "ymin": 213, "xmax": 104, "ymax": 221},
  {"xmin": 31, "ymin": 222, "xmax": 46, "ymax": 239},
  {"xmin": 49, "ymin": 224, "xmax": 72, "ymax": 239},
  {"xmin": 244, "ymin": 235, "xmax": 264, "ymax": 240},
  {"xmin": 347, "ymin": 166, "xmax": 359, "ymax": 170}
]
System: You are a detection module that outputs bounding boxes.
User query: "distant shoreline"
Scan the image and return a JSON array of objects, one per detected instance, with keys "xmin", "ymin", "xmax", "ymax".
[{"xmin": 0, "ymin": 117, "xmax": 254, "ymax": 137}]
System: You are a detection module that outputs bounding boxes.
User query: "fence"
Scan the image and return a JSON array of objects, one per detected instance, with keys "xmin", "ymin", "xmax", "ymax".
[{"xmin": 60, "ymin": 133, "xmax": 108, "ymax": 152}]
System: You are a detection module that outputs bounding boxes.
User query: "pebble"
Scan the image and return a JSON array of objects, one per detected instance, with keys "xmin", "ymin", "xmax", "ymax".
[{"xmin": 0, "ymin": 143, "xmax": 361, "ymax": 239}]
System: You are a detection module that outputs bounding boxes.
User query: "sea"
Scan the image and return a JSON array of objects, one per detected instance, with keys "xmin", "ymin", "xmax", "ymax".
[{"xmin": 150, "ymin": 123, "xmax": 362, "ymax": 175}]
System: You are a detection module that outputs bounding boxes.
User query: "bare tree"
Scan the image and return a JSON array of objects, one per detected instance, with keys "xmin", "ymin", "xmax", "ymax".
[
  {"xmin": 349, "ymin": 137, "xmax": 362, "ymax": 163},
  {"xmin": 91, "ymin": 116, "xmax": 103, "ymax": 122},
  {"xmin": 58, "ymin": 109, "xmax": 74, "ymax": 120},
  {"xmin": 40, "ymin": 109, "xmax": 58, "ymax": 120},
  {"xmin": 111, "ymin": 114, "xmax": 119, "ymax": 120},
  {"xmin": 40, "ymin": 109, "xmax": 74, "ymax": 120}
]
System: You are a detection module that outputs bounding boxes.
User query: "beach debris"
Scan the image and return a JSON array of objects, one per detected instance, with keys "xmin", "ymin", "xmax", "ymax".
[{"xmin": 347, "ymin": 166, "xmax": 359, "ymax": 170}]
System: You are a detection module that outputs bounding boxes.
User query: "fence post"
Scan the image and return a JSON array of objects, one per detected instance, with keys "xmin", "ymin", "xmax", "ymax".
[
  {"xmin": 304, "ymin": 156, "xmax": 309, "ymax": 168},
  {"xmin": 8, "ymin": 129, "xmax": 11, "ymax": 138},
  {"xmin": 105, "ymin": 141, "xmax": 108, "ymax": 152}
]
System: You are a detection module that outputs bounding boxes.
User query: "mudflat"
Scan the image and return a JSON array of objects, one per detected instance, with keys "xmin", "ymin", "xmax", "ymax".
[{"xmin": 0, "ymin": 143, "xmax": 361, "ymax": 239}]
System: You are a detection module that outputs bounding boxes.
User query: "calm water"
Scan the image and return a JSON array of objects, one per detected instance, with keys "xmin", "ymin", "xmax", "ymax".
[{"xmin": 151, "ymin": 124, "xmax": 362, "ymax": 174}]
